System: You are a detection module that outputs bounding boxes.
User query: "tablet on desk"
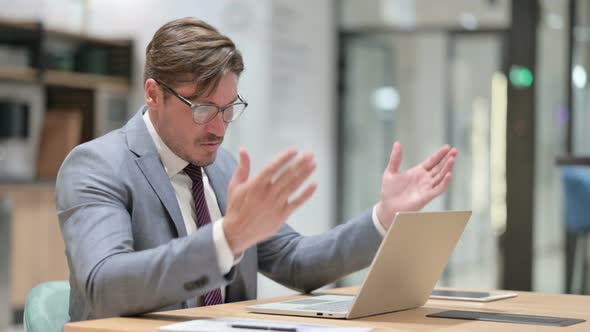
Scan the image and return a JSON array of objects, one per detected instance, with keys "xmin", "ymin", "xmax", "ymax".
[{"xmin": 430, "ymin": 289, "xmax": 517, "ymax": 302}]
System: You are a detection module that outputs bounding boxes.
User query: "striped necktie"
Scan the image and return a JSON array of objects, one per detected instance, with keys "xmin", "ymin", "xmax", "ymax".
[{"xmin": 184, "ymin": 164, "xmax": 223, "ymax": 306}]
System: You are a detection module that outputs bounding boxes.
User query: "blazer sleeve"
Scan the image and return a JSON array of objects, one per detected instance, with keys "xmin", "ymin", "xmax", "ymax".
[
  {"xmin": 257, "ymin": 209, "xmax": 382, "ymax": 293},
  {"xmin": 56, "ymin": 143, "xmax": 235, "ymax": 319}
]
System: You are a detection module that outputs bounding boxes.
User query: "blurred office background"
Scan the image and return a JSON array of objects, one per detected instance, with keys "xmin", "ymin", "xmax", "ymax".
[{"xmin": 0, "ymin": 0, "xmax": 589, "ymax": 330}]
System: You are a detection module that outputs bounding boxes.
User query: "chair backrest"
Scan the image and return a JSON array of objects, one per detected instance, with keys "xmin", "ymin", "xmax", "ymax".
[
  {"xmin": 561, "ymin": 166, "xmax": 590, "ymax": 233},
  {"xmin": 24, "ymin": 281, "xmax": 70, "ymax": 332}
]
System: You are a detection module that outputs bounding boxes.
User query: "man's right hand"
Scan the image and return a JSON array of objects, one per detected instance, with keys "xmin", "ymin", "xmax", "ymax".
[{"xmin": 223, "ymin": 147, "xmax": 317, "ymax": 256}]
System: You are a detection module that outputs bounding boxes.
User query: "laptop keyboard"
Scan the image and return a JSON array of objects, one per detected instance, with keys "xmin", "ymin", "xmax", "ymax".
[{"xmin": 296, "ymin": 300, "xmax": 353, "ymax": 312}]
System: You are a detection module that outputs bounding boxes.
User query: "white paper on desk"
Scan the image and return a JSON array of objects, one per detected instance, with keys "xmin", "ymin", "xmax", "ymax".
[{"xmin": 159, "ymin": 317, "xmax": 373, "ymax": 332}]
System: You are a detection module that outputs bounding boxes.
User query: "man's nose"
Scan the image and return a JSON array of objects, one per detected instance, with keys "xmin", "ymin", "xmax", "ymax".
[{"xmin": 206, "ymin": 112, "xmax": 227, "ymax": 137}]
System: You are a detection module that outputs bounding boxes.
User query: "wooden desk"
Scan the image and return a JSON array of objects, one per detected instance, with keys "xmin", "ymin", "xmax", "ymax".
[{"xmin": 65, "ymin": 287, "xmax": 590, "ymax": 332}]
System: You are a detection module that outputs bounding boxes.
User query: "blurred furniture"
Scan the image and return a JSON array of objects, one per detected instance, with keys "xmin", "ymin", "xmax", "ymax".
[
  {"xmin": 556, "ymin": 155, "xmax": 590, "ymax": 293},
  {"xmin": 0, "ymin": 196, "xmax": 12, "ymax": 329},
  {"xmin": 0, "ymin": 183, "xmax": 70, "ymax": 321},
  {"xmin": 0, "ymin": 18, "xmax": 132, "ymax": 181},
  {"xmin": 24, "ymin": 281, "xmax": 70, "ymax": 332},
  {"xmin": 0, "ymin": 18, "xmax": 133, "ymax": 320},
  {"xmin": 0, "ymin": 100, "xmax": 29, "ymax": 138},
  {"xmin": 560, "ymin": 164, "xmax": 590, "ymax": 294},
  {"xmin": 36, "ymin": 110, "xmax": 82, "ymax": 178},
  {"xmin": 0, "ymin": 19, "xmax": 132, "ymax": 85}
]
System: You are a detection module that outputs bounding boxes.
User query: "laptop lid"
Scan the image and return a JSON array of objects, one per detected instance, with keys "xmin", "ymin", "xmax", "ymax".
[
  {"xmin": 248, "ymin": 211, "xmax": 471, "ymax": 319},
  {"xmin": 347, "ymin": 210, "xmax": 470, "ymax": 318}
]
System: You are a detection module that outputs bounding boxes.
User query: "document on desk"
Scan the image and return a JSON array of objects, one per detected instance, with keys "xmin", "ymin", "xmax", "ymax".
[{"xmin": 159, "ymin": 317, "xmax": 373, "ymax": 332}]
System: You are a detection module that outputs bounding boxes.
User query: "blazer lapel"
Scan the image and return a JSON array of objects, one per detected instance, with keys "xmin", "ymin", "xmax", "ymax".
[
  {"xmin": 136, "ymin": 155, "xmax": 187, "ymax": 237},
  {"xmin": 126, "ymin": 107, "xmax": 187, "ymax": 237}
]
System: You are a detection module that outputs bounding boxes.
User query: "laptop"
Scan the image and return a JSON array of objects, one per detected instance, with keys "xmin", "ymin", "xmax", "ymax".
[{"xmin": 247, "ymin": 211, "xmax": 471, "ymax": 319}]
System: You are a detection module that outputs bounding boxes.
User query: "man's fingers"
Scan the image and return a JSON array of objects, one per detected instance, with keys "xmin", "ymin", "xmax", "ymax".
[
  {"xmin": 430, "ymin": 148, "xmax": 457, "ymax": 176},
  {"xmin": 231, "ymin": 147, "xmax": 251, "ymax": 186},
  {"xmin": 256, "ymin": 148, "xmax": 299, "ymax": 183},
  {"xmin": 433, "ymin": 172, "xmax": 452, "ymax": 195},
  {"xmin": 273, "ymin": 153, "xmax": 316, "ymax": 199},
  {"xmin": 432, "ymin": 157, "xmax": 455, "ymax": 188},
  {"xmin": 422, "ymin": 145, "xmax": 451, "ymax": 171},
  {"xmin": 286, "ymin": 182, "xmax": 318, "ymax": 214},
  {"xmin": 386, "ymin": 142, "xmax": 403, "ymax": 173}
]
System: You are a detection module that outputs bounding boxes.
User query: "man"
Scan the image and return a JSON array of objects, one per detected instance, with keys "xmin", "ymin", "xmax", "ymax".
[{"xmin": 56, "ymin": 17, "xmax": 457, "ymax": 322}]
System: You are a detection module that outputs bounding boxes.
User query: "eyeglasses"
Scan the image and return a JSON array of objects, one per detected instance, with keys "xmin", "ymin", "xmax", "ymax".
[{"xmin": 154, "ymin": 78, "xmax": 248, "ymax": 124}]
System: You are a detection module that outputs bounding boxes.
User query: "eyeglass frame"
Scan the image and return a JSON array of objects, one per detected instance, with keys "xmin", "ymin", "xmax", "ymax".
[{"xmin": 153, "ymin": 78, "xmax": 248, "ymax": 124}]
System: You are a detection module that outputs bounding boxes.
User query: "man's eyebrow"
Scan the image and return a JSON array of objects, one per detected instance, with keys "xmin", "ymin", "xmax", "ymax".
[
  {"xmin": 184, "ymin": 92, "xmax": 202, "ymax": 100},
  {"xmin": 184, "ymin": 91, "xmax": 215, "ymax": 104},
  {"xmin": 187, "ymin": 94, "xmax": 239, "ymax": 106}
]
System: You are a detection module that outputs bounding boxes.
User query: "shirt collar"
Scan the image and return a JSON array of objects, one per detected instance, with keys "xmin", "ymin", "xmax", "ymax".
[{"xmin": 143, "ymin": 109, "xmax": 189, "ymax": 178}]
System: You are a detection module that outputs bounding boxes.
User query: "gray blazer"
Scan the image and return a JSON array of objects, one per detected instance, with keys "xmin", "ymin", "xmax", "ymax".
[{"xmin": 56, "ymin": 107, "xmax": 382, "ymax": 322}]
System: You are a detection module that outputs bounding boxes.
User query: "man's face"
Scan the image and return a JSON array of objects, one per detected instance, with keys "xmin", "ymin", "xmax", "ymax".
[{"xmin": 148, "ymin": 72, "xmax": 238, "ymax": 166}]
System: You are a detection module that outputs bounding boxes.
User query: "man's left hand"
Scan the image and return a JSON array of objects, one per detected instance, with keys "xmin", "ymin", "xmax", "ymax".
[{"xmin": 376, "ymin": 142, "xmax": 457, "ymax": 229}]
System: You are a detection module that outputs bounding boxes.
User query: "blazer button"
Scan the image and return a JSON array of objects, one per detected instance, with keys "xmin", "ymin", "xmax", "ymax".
[{"xmin": 184, "ymin": 276, "xmax": 209, "ymax": 291}]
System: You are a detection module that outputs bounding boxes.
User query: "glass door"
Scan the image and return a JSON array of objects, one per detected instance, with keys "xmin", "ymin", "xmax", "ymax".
[
  {"xmin": 444, "ymin": 33, "xmax": 505, "ymax": 289},
  {"xmin": 338, "ymin": 30, "xmax": 506, "ymax": 289}
]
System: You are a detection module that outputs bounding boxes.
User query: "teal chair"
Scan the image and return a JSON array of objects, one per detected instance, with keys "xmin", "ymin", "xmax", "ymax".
[
  {"xmin": 24, "ymin": 281, "xmax": 70, "ymax": 332},
  {"xmin": 562, "ymin": 166, "xmax": 590, "ymax": 293}
]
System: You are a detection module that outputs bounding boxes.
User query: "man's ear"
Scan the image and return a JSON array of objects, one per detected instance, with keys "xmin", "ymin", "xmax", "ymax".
[{"xmin": 145, "ymin": 78, "xmax": 161, "ymax": 108}]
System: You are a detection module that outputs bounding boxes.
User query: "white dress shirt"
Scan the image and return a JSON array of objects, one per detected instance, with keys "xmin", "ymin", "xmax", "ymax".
[{"xmin": 143, "ymin": 111, "xmax": 236, "ymax": 301}]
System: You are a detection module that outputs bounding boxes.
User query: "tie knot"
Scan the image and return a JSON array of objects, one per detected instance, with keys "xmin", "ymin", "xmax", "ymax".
[{"xmin": 184, "ymin": 164, "xmax": 202, "ymax": 183}]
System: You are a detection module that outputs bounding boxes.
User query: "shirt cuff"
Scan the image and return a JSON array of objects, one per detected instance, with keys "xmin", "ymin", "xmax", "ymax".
[
  {"xmin": 372, "ymin": 205, "xmax": 388, "ymax": 237},
  {"xmin": 213, "ymin": 218, "xmax": 244, "ymax": 274}
]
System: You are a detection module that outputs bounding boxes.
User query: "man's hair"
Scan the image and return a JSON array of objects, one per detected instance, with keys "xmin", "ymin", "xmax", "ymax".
[{"xmin": 144, "ymin": 17, "xmax": 244, "ymax": 98}]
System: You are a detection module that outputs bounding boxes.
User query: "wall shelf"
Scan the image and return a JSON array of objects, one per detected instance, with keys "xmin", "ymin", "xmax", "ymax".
[
  {"xmin": 0, "ymin": 19, "xmax": 132, "ymax": 82},
  {"xmin": 46, "ymin": 28, "xmax": 131, "ymax": 47},
  {"xmin": 0, "ymin": 18, "xmax": 133, "ymax": 145},
  {"xmin": 0, "ymin": 19, "xmax": 134, "ymax": 312},
  {"xmin": 44, "ymin": 70, "xmax": 130, "ymax": 92},
  {"xmin": 0, "ymin": 66, "xmax": 38, "ymax": 83},
  {"xmin": 0, "ymin": 18, "xmax": 39, "ymax": 31}
]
